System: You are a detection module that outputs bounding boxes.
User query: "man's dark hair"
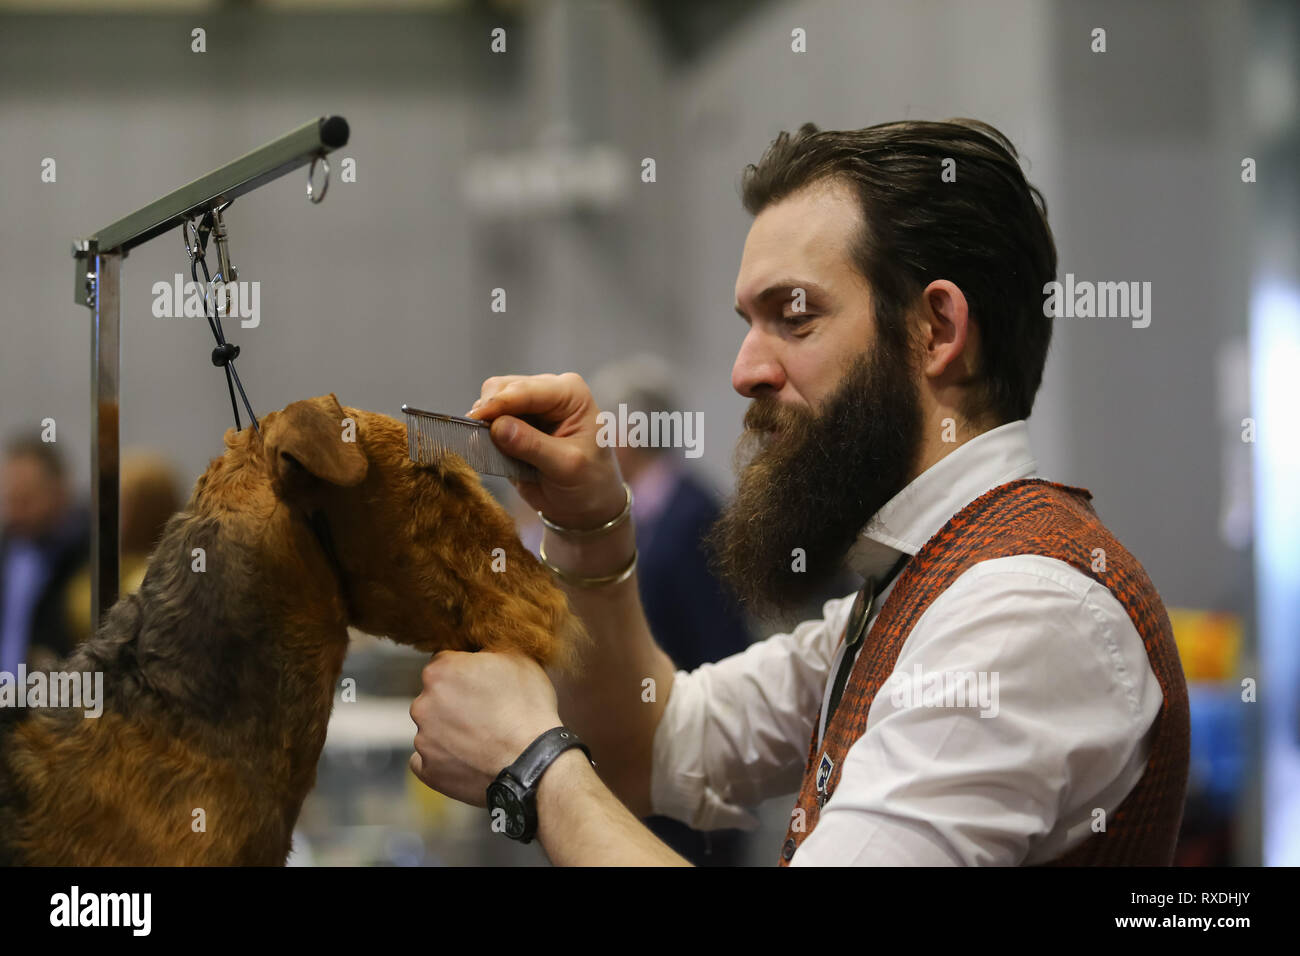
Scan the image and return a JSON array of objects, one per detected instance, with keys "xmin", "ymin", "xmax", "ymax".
[
  {"xmin": 740, "ymin": 118, "xmax": 1058, "ymax": 424},
  {"xmin": 4, "ymin": 435, "xmax": 66, "ymax": 483}
]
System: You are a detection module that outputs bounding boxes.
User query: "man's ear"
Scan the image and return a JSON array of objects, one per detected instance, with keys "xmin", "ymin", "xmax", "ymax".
[
  {"xmin": 263, "ymin": 394, "xmax": 368, "ymax": 496},
  {"xmin": 919, "ymin": 279, "xmax": 973, "ymax": 381}
]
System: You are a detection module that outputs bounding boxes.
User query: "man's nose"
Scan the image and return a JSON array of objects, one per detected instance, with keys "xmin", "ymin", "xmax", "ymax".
[{"xmin": 731, "ymin": 327, "xmax": 787, "ymax": 398}]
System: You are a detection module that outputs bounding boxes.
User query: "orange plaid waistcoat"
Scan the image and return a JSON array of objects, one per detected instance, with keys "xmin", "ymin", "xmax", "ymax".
[{"xmin": 778, "ymin": 479, "xmax": 1189, "ymax": 866}]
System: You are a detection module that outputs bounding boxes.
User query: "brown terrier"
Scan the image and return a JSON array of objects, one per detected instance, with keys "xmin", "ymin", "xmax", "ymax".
[{"xmin": 0, "ymin": 394, "xmax": 586, "ymax": 865}]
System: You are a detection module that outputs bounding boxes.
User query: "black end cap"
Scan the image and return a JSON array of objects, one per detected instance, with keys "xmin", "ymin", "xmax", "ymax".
[{"xmin": 319, "ymin": 116, "xmax": 349, "ymax": 148}]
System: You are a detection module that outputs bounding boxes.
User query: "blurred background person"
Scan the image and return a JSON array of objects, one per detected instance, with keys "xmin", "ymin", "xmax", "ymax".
[
  {"xmin": 509, "ymin": 354, "xmax": 757, "ymax": 863},
  {"xmin": 588, "ymin": 355, "xmax": 754, "ymax": 667},
  {"xmin": 590, "ymin": 354, "xmax": 754, "ymax": 864},
  {"xmin": 0, "ymin": 437, "xmax": 88, "ymax": 673},
  {"xmin": 65, "ymin": 451, "xmax": 181, "ymax": 646}
]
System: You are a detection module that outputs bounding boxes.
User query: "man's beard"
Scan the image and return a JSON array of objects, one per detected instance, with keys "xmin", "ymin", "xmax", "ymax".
[{"xmin": 705, "ymin": 342, "xmax": 923, "ymax": 617}]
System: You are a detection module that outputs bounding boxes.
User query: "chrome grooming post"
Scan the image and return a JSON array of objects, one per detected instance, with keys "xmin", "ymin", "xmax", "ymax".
[{"xmin": 71, "ymin": 115, "xmax": 350, "ymax": 631}]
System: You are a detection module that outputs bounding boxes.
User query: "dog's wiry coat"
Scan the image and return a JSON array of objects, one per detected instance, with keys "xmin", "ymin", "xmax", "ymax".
[{"xmin": 0, "ymin": 395, "xmax": 586, "ymax": 865}]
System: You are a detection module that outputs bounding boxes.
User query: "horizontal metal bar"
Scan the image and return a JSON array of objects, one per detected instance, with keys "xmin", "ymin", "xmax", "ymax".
[{"xmin": 76, "ymin": 115, "xmax": 349, "ymax": 256}]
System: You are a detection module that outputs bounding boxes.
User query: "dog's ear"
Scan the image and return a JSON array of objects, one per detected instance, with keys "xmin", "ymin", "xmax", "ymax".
[{"xmin": 263, "ymin": 395, "xmax": 368, "ymax": 495}]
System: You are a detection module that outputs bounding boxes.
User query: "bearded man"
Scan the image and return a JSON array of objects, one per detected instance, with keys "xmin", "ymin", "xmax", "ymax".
[{"xmin": 408, "ymin": 119, "xmax": 1190, "ymax": 866}]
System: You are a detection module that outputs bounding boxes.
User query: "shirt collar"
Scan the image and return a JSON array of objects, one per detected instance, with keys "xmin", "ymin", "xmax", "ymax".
[{"xmin": 845, "ymin": 420, "xmax": 1040, "ymax": 582}]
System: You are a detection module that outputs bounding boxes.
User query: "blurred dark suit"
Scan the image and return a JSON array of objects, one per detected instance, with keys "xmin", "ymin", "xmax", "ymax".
[
  {"xmin": 634, "ymin": 466, "xmax": 754, "ymax": 866},
  {"xmin": 0, "ymin": 504, "xmax": 89, "ymax": 671}
]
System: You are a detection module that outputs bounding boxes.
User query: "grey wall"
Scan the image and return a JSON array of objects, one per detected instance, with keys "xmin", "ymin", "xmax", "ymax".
[
  {"xmin": 1047, "ymin": 0, "xmax": 1253, "ymax": 610},
  {"xmin": 0, "ymin": 0, "xmax": 1250, "ymax": 609},
  {"xmin": 666, "ymin": 0, "xmax": 1250, "ymax": 611},
  {"xmin": 0, "ymin": 0, "xmax": 1258, "ymax": 866},
  {"xmin": 0, "ymin": 11, "xmax": 505, "ymax": 487}
]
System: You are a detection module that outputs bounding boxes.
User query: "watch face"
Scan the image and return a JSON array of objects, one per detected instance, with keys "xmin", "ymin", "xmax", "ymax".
[{"xmin": 487, "ymin": 783, "xmax": 527, "ymax": 839}]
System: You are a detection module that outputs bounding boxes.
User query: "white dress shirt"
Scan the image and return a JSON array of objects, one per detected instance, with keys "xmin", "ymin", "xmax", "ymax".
[{"xmin": 649, "ymin": 421, "xmax": 1163, "ymax": 865}]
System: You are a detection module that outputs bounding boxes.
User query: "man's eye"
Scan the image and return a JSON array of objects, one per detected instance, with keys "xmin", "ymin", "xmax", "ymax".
[{"xmin": 782, "ymin": 313, "xmax": 815, "ymax": 326}]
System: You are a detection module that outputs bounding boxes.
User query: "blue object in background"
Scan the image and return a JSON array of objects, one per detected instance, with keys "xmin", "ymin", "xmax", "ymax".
[{"xmin": 1186, "ymin": 682, "xmax": 1249, "ymax": 817}]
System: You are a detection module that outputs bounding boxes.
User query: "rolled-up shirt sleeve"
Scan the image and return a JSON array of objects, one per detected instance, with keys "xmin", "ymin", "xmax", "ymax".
[{"xmin": 650, "ymin": 594, "xmax": 855, "ymax": 831}]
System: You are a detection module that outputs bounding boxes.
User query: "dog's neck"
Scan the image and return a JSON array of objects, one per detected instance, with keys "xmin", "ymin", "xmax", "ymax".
[
  {"xmin": 122, "ymin": 505, "xmax": 351, "ymax": 814},
  {"xmin": 304, "ymin": 508, "xmax": 356, "ymax": 622}
]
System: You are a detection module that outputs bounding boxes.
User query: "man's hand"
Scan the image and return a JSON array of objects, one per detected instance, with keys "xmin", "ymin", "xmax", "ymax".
[
  {"xmin": 467, "ymin": 372, "xmax": 626, "ymax": 531},
  {"xmin": 423, "ymin": 370, "xmax": 682, "ymax": 863},
  {"xmin": 409, "ymin": 650, "xmax": 562, "ymax": 806}
]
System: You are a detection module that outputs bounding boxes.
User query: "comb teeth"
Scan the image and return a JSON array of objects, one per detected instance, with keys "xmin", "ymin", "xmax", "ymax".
[{"xmin": 402, "ymin": 405, "xmax": 539, "ymax": 481}]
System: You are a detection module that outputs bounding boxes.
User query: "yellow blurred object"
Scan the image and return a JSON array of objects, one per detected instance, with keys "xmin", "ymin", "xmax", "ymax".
[
  {"xmin": 65, "ymin": 555, "xmax": 149, "ymax": 644},
  {"xmin": 407, "ymin": 769, "xmax": 454, "ymax": 830},
  {"xmin": 1168, "ymin": 608, "xmax": 1243, "ymax": 682},
  {"xmin": 65, "ymin": 450, "xmax": 182, "ymax": 644}
]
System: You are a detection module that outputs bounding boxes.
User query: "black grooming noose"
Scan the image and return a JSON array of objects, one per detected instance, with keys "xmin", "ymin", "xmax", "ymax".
[{"xmin": 182, "ymin": 200, "xmax": 260, "ymax": 434}]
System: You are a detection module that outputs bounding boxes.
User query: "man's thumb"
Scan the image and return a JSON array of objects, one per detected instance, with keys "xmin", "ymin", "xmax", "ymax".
[{"xmin": 491, "ymin": 415, "xmax": 552, "ymax": 465}]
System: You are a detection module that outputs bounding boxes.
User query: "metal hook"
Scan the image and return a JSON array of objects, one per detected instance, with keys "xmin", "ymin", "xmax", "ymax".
[
  {"xmin": 211, "ymin": 204, "xmax": 237, "ymax": 295},
  {"xmin": 181, "ymin": 219, "xmax": 200, "ymax": 263},
  {"xmin": 307, "ymin": 155, "xmax": 329, "ymax": 204}
]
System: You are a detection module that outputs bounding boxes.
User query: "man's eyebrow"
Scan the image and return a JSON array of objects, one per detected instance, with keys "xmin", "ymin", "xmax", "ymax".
[{"xmin": 734, "ymin": 279, "xmax": 829, "ymax": 318}]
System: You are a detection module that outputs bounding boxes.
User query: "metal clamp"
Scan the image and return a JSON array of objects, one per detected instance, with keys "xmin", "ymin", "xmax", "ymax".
[{"xmin": 210, "ymin": 203, "xmax": 237, "ymax": 316}]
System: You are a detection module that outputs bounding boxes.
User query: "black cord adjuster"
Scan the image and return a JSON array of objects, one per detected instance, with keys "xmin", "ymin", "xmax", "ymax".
[{"xmin": 211, "ymin": 342, "xmax": 241, "ymax": 367}]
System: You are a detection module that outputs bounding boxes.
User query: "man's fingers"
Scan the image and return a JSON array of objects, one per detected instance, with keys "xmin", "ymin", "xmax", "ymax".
[
  {"xmin": 469, "ymin": 373, "xmax": 584, "ymax": 424},
  {"xmin": 491, "ymin": 416, "xmax": 585, "ymax": 481},
  {"xmin": 409, "ymin": 751, "xmax": 423, "ymax": 778},
  {"xmin": 467, "ymin": 375, "xmax": 526, "ymax": 416},
  {"xmin": 478, "ymin": 374, "xmax": 527, "ymax": 403}
]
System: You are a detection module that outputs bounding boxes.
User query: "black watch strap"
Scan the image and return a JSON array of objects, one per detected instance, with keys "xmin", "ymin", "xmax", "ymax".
[{"xmin": 509, "ymin": 726, "xmax": 593, "ymax": 791}]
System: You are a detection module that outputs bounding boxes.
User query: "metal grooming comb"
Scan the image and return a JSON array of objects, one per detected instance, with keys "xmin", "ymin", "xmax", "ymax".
[{"xmin": 402, "ymin": 405, "xmax": 539, "ymax": 481}]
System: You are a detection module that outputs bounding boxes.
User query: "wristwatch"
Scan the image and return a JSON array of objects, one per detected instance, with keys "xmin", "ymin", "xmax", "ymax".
[{"xmin": 486, "ymin": 727, "xmax": 594, "ymax": 843}]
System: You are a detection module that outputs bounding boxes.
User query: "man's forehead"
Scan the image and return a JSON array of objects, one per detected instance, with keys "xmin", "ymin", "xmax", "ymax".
[{"xmin": 734, "ymin": 180, "xmax": 862, "ymax": 307}]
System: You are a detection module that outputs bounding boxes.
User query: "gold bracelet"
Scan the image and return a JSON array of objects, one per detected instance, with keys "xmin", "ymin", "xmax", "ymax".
[
  {"xmin": 537, "ymin": 482, "xmax": 633, "ymax": 539},
  {"xmin": 538, "ymin": 539, "xmax": 638, "ymax": 588}
]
